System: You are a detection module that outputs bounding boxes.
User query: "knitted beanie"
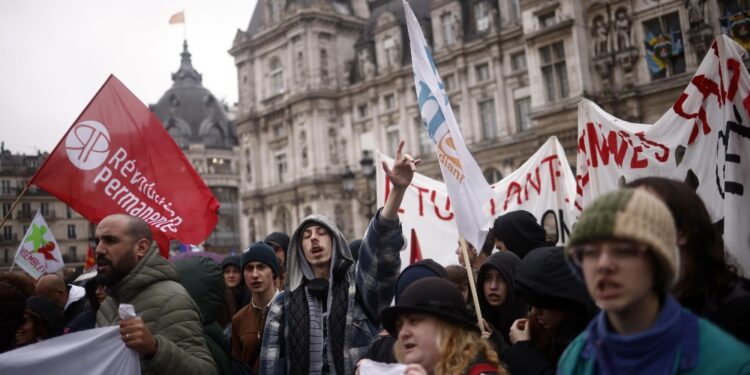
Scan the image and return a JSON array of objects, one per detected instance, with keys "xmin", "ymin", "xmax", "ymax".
[
  {"xmin": 566, "ymin": 188, "xmax": 679, "ymax": 287},
  {"xmin": 241, "ymin": 242, "xmax": 280, "ymax": 278}
]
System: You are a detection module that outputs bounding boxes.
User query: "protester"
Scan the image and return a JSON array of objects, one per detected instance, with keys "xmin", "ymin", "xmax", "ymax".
[
  {"xmin": 476, "ymin": 251, "xmax": 528, "ymax": 351},
  {"xmin": 364, "ymin": 259, "xmax": 448, "ymax": 364},
  {"xmin": 35, "ymin": 273, "xmax": 87, "ymax": 325},
  {"xmin": 175, "ymin": 256, "xmax": 233, "ymax": 375},
  {"xmin": 376, "ymin": 277, "xmax": 506, "ymax": 374},
  {"xmin": 94, "ymin": 213, "xmax": 217, "ymax": 374},
  {"xmin": 0, "ymin": 282, "xmax": 25, "ymax": 353},
  {"xmin": 445, "ymin": 264, "xmax": 471, "ymax": 305},
  {"xmin": 503, "ymin": 246, "xmax": 597, "ymax": 375},
  {"xmin": 260, "ymin": 140, "xmax": 416, "ymax": 375},
  {"xmin": 559, "ymin": 188, "xmax": 750, "ymax": 374},
  {"xmin": 627, "ymin": 176, "xmax": 750, "ymax": 344},
  {"xmin": 348, "ymin": 239, "xmax": 362, "ymax": 263},
  {"xmin": 0, "ymin": 272, "xmax": 36, "ymax": 299},
  {"xmin": 66, "ymin": 274, "xmax": 107, "ymax": 333},
  {"xmin": 15, "ymin": 296, "xmax": 65, "ymax": 348},
  {"xmin": 222, "ymin": 255, "xmax": 249, "ymax": 311},
  {"xmin": 491, "ymin": 210, "xmax": 551, "ymax": 259},
  {"xmin": 265, "ymin": 232, "xmax": 290, "ymax": 290},
  {"xmin": 232, "ymin": 242, "xmax": 280, "ymax": 372}
]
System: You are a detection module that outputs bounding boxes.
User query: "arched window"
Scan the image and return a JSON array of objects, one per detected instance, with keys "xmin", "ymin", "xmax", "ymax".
[
  {"xmin": 483, "ymin": 167, "xmax": 503, "ymax": 184},
  {"xmin": 205, "ymin": 124, "xmax": 225, "ymax": 148},
  {"xmin": 269, "ymin": 57, "xmax": 283, "ymax": 94}
]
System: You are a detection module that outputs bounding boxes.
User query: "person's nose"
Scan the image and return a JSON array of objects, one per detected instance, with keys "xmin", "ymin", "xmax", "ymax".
[{"xmin": 596, "ymin": 247, "xmax": 616, "ymax": 271}]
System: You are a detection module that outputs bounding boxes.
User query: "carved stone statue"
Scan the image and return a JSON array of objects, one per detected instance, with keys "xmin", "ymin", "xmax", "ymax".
[
  {"xmin": 358, "ymin": 49, "xmax": 375, "ymax": 80},
  {"xmin": 686, "ymin": 0, "xmax": 706, "ymax": 27},
  {"xmin": 614, "ymin": 8, "xmax": 632, "ymax": 52},
  {"xmin": 452, "ymin": 13, "xmax": 463, "ymax": 43},
  {"xmin": 593, "ymin": 15, "xmax": 610, "ymax": 57}
]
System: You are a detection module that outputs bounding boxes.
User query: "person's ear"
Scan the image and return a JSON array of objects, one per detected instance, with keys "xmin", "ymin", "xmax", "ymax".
[{"xmin": 135, "ymin": 238, "xmax": 151, "ymax": 258}]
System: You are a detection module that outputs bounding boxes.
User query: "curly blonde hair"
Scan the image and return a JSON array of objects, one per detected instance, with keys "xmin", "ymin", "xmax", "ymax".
[{"xmin": 394, "ymin": 318, "xmax": 506, "ymax": 375}]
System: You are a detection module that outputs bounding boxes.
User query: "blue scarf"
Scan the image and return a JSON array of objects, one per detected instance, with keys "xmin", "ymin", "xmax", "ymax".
[{"xmin": 582, "ymin": 296, "xmax": 700, "ymax": 374}]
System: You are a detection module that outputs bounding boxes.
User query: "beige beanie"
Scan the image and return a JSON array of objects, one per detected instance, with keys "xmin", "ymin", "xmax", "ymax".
[{"xmin": 566, "ymin": 188, "xmax": 679, "ymax": 288}]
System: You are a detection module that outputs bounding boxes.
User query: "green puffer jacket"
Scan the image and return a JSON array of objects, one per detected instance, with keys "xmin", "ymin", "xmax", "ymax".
[{"xmin": 96, "ymin": 246, "xmax": 218, "ymax": 375}]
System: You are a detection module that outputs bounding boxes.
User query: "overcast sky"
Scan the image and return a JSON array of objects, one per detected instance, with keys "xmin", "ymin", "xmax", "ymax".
[{"xmin": 0, "ymin": 0, "xmax": 257, "ymax": 155}]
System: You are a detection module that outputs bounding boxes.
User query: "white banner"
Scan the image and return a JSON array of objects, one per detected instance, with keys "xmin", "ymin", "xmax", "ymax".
[
  {"xmin": 378, "ymin": 137, "xmax": 577, "ymax": 267},
  {"xmin": 576, "ymin": 35, "xmax": 750, "ymax": 274},
  {"xmin": 404, "ymin": 1, "xmax": 494, "ymax": 250},
  {"xmin": 0, "ymin": 327, "xmax": 140, "ymax": 374},
  {"xmin": 13, "ymin": 210, "xmax": 63, "ymax": 278}
]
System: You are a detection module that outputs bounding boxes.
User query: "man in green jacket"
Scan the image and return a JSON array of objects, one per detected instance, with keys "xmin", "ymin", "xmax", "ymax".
[{"xmin": 95, "ymin": 214, "xmax": 217, "ymax": 375}]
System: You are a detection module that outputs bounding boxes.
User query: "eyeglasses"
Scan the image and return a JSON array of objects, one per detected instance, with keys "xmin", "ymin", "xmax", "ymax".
[{"xmin": 569, "ymin": 241, "xmax": 648, "ymax": 266}]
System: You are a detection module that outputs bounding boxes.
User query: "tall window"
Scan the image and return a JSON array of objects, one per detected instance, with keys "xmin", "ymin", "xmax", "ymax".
[
  {"xmin": 320, "ymin": 49, "xmax": 329, "ymax": 80},
  {"xmin": 511, "ymin": 52, "xmax": 527, "ymax": 72},
  {"xmin": 483, "ymin": 168, "xmax": 503, "ymax": 184},
  {"xmin": 0, "ymin": 180, "xmax": 10, "ymax": 195},
  {"xmin": 3, "ymin": 226, "xmax": 11, "ymax": 241},
  {"xmin": 21, "ymin": 202, "xmax": 31, "ymax": 217},
  {"xmin": 475, "ymin": 63, "xmax": 490, "ymax": 82},
  {"xmin": 67, "ymin": 224, "xmax": 77, "ymax": 239},
  {"xmin": 443, "ymin": 73, "xmax": 456, "ymax": 92},
  {"xmin": 66, "ymin": 206, "xmax": 72, "ymax": 219},
  {"xmin": 720, "ymin": 1, "xmax": 750, "ymax": 41},
  {"xmin": 386, "ymin": 125, "xmax": 400, "ymax": 154},
  {"xmin": 478, "ymin": 99, "xmax": 497, "ymax": 140},
  {"xmin": 269, "ymin": 57, "xmax": 284, "ymax": 94},
  {"xmin": 2, "ymin": 203, "xmax": 10, "ymax": 217},
  {"xmin": 515, "ymin": 97, "xmax": 532, "ymax": 132},
  {"xmin": 384, "ymin": 94, "xmax": 396, "ymax": 110},
  {"xmin": 643, "ymin": 12, "xmax": 685, "ymax": 80},
  {"xmin": 40, "ymin": 203, "xmax": 49, "ymax": 216},
  {"xmin": 540, "ymin": 42, "xmax": 569, "ymax": 101},
  {"xmin": 68, "ymin": 246, "xmax": 77, "ymax": 262},
  {"xmin": 474, "ymin": 2, "xmax": 491, "ymax": 33},
  {"xmin": 510, "ymin": 0, "xmax": 521, "ymax": 23},
  {"xmin": 441, "ymin": 13, "xmax": 455, "ymax": 46},
  {"xmin": 275, "ymin": 153, "xmax": 288, "ymax": 184}
]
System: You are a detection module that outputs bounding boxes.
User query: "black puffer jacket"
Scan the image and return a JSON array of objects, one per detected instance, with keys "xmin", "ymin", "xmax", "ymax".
[
  {"xmin": 504, "ymin": 246, "xmax": 597, "ymax": 375},
  {"xmin": 477, "ymin": 251, "xmax": 528, "ymax": 352}
]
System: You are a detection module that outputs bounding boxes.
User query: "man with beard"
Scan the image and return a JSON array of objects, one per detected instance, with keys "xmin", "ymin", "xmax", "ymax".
[{"xmin": 94, "ymin": 214, "xmax": 217, "ymax": 375}]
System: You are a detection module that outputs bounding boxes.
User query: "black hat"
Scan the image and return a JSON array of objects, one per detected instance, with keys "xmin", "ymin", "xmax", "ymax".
[
  {"xmin": 221, "ymin": 255, "xmax": 241, "ymax": 270},
  {"xmin": 241, "ymin": 242, "xmax": 280, "ymax": 278},
  {"xmin": 380, "ymin": 277, "xmax": 477, "ymax": 336},
  {"xmin": 264, "ymin": 232, "xmax": 290, "ymax": 254}
]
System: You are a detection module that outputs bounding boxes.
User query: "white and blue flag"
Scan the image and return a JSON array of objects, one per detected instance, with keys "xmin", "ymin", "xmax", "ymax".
[{"xmin": 403, "ymin": 0, "xmax": 494, "ymax": 249}]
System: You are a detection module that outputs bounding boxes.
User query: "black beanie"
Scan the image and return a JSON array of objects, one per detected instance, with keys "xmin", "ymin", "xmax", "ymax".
[
  {"xmin": 395, "ymin": 259, "xmax": 448, "ymax": 303},
  {"xmin": 241, "ymin": 242, "xmax": 280, "ymax": 278},
  {"xmin": 492, "ymin": 210, "xmax": 551, "ymax": 259},
  {"xmin": 221, "ymin": 255, "xmax": 241, "ymax": 270},
  {"xmin": 264, "ymin": 232, "xmax": 290, "ymax": 255}
]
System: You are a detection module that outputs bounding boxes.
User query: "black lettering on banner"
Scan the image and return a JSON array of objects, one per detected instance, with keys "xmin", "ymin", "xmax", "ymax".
[{"xmin": 716, "ymin": 105, "xmax": 750, "ymax": 198}]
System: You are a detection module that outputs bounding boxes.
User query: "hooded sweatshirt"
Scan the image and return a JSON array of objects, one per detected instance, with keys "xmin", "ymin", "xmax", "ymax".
[
  {"xmin": 260, "ymin": 211, "xmax": 403, "ymax": 375},
  {"xmin": 477, "ymin": 251, "xmax": 528, "ymax": 351},
  {"xmin": 492, "ymin": 210, "xmax": 551, "ymax": 259},
  {"xmin": 504, "ymin": 246, "xmax": 597, "ymax": 375}
]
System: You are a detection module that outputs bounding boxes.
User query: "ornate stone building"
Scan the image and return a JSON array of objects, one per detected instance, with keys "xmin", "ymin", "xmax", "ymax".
[
  {"xmin": 150, "ymin": 42, "xmax": 241, "ymax": 254},
  {"xmin": 0, "ymin": 146, "xmax": 93, "ymax": 270},
  {"xmin": 230, "ymin": 0, "xmax": 744, "ymax": 247}
]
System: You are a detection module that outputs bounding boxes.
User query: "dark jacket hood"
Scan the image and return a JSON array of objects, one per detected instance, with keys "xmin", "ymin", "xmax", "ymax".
[
  {"xmin": 477, "ymin": 251, "xmax": 528, "ymax": 339},
  {"xmin": 492, "ymin": 210, "xmax": 551, "ymax": 259},
  {"xmin": 287, "ymin": 214, "xmax": 352, "ymax": 292},
  {"xmin": 25, "ymin": 296, "xmax": 65, "ymax": 339},
  {"xmin": 175, "ymin": 256, "xmax": 225, "ymax": 324}
]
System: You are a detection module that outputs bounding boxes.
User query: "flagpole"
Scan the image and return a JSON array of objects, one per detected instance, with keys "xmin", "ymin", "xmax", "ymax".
[
  {"xmin": 0, "ymin": 184, "xmax": 29, "ymax": 229},
  {"xmin": 459, "ymin": 237, "xmax": 484, "ymax": 329}
]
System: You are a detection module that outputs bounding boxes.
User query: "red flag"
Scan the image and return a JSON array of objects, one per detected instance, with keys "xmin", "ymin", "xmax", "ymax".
[
  {"xmin": 84, "ymin": 242, "xmax": 96, "ymax": 272},
  {"xmin": 168, "ymin": 11, "xmax": 184, "ymax": 24},
  {"xmin": 409, "ymin": 228, "xmax": 423, "ymax": 264},
  {"xmin": 29, "ymin": 75, "xmax": 219, "ymax": 258}
]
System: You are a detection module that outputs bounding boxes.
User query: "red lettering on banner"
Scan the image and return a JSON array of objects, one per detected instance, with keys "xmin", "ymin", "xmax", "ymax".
[
  {"xmin": 727, "ymin": 58, "xmax": 741, "ymax": 102},
  {"xmin": 415, "ymin": 186, "xmax": 430, "ymax": 216},
  {"xmin": 504, "ymin": 182, "xmax": 522, "ymax": 211},
  {"xmin": 634, "ymin": 132, "xmax": 669, "ymax": 162},
  {"xmin": 541, "ymin": 155, "xmax": 559, "ymax": 192},
  {"xmin": 673, "ymin": 75, "xmax": 719, "ymax": 144},
  {"xmin": 524, "ymin": 169, "xmax": 541, "ymax": 201},
  {"xmin": 430, "ymin": 191, "xmax": 454, "ymax": 220},
  {"xmin": 489, "ymin": 198, "xmax": 496, "ymax": 216},
  {"xmin": 583, "ymin": 122, "xmax": 669, "ymax": 169}
]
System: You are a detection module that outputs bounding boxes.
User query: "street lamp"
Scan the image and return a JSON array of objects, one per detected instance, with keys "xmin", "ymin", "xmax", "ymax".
[{"xmin": 342, "ymin": 150, "xmax": 377, "ymax": 219}]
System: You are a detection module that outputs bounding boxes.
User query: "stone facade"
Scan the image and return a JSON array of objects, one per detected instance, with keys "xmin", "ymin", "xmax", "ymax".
[
  {"xmin": 230, "ymin": 0, "xmax": 741, "ymax": 247},
  {"xmin": 0, "ymin": 147, "xmax": 93, "ymax": 270}
]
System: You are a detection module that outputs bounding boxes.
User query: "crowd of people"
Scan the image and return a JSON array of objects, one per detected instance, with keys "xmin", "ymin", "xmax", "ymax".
[{"xmin": 1, "ymin": 140, "xmax": 750, "ymax": 374}]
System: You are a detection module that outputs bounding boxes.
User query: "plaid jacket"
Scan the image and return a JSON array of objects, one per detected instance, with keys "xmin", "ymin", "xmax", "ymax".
[{"xmin": 259, "ymin": 210, "xmax": 404, "ymax": 375}]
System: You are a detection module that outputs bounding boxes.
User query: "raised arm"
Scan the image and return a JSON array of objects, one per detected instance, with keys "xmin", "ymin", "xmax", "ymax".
[{"xmin": 381, "ymin": 140, "xmax": 420, "ymax": 220}]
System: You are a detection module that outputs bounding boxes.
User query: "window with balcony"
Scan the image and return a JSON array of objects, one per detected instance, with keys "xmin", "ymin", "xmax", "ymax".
[
  {"xmin": 643, "ymin": 12, "xmax": 685, "ymax": 80},
  {"xmin": 475, "ymin": 63, "xmax": 491, "ymax": 82},
  {"xmin": 478, "ymin": 99, "xmax": 497, "ymax": 140},
  {"xmin": 540, "ymin": 41, "xmax": 569, "ymax": 101},
  {"xmin": 515, "ymin": 97, "xmax": 532, "ymax": 132},
  {"xmin": 67, "ymin": 224, "xmax": 77, "ymax": 239}
]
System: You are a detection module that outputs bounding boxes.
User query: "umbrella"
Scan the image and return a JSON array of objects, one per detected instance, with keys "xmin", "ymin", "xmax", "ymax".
[{"xmin": 169, "ymin": 251, "xmax": 225, "ymax": 264}]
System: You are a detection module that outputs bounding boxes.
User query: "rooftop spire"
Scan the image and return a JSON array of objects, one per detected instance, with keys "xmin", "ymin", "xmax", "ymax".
[{"xmin": 171, "ymin": 39, "xmax": 202, "ymax": 86}]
